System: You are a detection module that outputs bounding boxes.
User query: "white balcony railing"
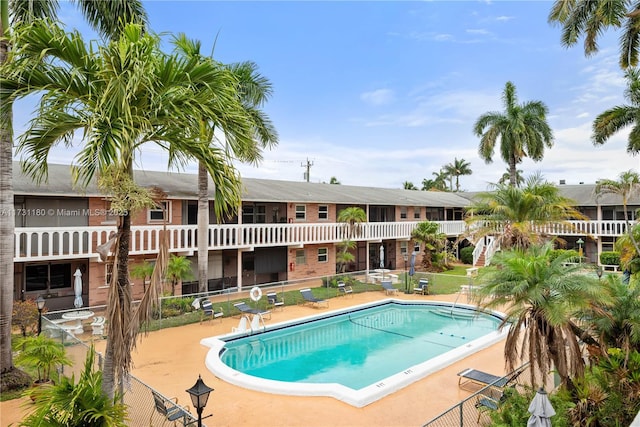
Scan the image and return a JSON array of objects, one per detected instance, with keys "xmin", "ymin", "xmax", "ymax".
[{"xmin": 12, "ymin": 220, "xmax": 628, "ymax": 262}]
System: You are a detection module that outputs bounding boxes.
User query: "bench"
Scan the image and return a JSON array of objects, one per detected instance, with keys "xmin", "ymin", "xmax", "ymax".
[
  {"xmin": 466, "ymin": 267, "xmax": 478, "ymax": 277},
  {"xmin": 91, "ymin": 316, "xmax": 106, "ymax": 335},
  {"xmin": 602, "ymin": 264, "xmax": 619, "ymax": 272}
]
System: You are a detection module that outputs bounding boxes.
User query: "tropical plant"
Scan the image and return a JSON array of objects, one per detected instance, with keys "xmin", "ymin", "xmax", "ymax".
[
  {"xmin": 593, "ymin": 70, "xmax": 640, "ymax": 154},
  {"xmin": 11, "ymin": 299, "xmax": 41, "ymax": 337},
  {"xmin": 476, "ymin": 243, "xmax": 610, "ymax": 392},
  {"xmin": 329, "ymin": 176, "xmax": 340, "ymax": 185},
  {"xmin": 130, "ymin": 260, "xmax": 155, "ymax": 292},
  {"xmin": 403, "ymin": 181, "xmax": 418, "ymax": 190},
  {"xmin": 548, "ymin": 0, "xmax": 640, "ymax": 69},
  {"xmin": 0, "ymin": 0, "xmax": 147, "ymax": 393},
  {"xmin": 474, "ymin": 81, "xmax": 554, "ymax": 187},
  {"xmin": 595, "ymin": 170, "xmax": 640, "ymax": 257},
  {"xmin": 165, "ymin": 255, "xmax": 194, "ymax": 296},
  {"xmin": 337, "ymin": 207, "xmax": 366, "ymax": 273},
  {"xmin": 13, "ymin": 334, "xmax": 71, "ymax": 384},
  {"xmin": 465, "ymin": 173, "xmax": 587, "ymax": 250},
  {"xmin": 442, "ymin": 157, "xmax": 472, "ymax": 192},
  {"xmin": 498, "ymin": 167, "xmax": 525, "ymax": 187},
  {"xmin": 411, "ymin": 221, "xmax": 448, "ymax": 271},
  {"xmin": 2, "ymin": 22, "xmax": 267, "ymax": 398},
  {"xmin": 21, "ymin": 346, "xmax": 127, "ymax": 427}
]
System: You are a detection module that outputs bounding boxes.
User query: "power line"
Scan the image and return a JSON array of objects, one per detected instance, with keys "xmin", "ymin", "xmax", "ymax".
[{"xmin": 301, "ymin": 158, "xmax": 314, "ymax": 182}]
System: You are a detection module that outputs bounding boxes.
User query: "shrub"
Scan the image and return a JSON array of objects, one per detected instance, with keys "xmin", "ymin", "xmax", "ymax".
[
  {"xmin": 549, "ymin": 249, "xmax": 580, "ymax": 263},
  {"xmin": 12, "ymin": 299, "xmax": 41, "ymax": 337},
  {"xmin": 600, "ymin": 251, "xmax": 620, "ymax": 266},
  {"xmin": 460, "ymin": 246, "xmax": 474, "ymax": 265}
]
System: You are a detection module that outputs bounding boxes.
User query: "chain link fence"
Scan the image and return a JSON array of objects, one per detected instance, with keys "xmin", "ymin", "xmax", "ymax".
[{"xmin": 423, "ymin": 364, "xmax": 530, "ymax": 427}]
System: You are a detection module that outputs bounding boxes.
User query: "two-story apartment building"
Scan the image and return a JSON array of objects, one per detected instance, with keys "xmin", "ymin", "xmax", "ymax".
[{"xmin": 11, "ymin": 163, "xmax": 639, "ymax": 310}]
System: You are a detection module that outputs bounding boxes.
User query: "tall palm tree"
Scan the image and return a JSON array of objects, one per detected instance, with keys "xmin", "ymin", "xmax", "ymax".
[
  {"xmin": 593, "ymin": 68, "xmax": 640, "ymax": 154},
  {"xmin": 337, "ymin": 207, "xmax": 366, "ymax": 273},
  {"xmin": 0, "ymin": 0, "xmax": 146, "ymax": 391},
  {"xmin": 443, "ymin": 157, "xmax": 472, "ymax": 192},
  {"xmin": 174, "ymin": 35, "xmax": 278, "ymax": 294},
  {"xmin": 476, "ymin": 243, "xmax": 609, "ymax": 391},
  {"xmin": 422, "ymin": 170, "xmax": 448, "ymax": 191},
  {"xmin": 2, "ymin": 22, "xmax": 265, "ymax": 398},
  {"xmin": 548, "ymin": 0, "xmax": 640, "ymax": 69},
  {"xmin": 411, "ymin": 221, "xmax": 447, "ymax": 271},
  {"xmin": 474, "ymin": 81, "xmax": 554, "ymax": 187},
  {"xmin": 466, "ymin": 173, "xmax": 587, "ymax": 250},
  {"xmin": 595, "ymin": 170, "xmax": 640, "ymax": 257}
]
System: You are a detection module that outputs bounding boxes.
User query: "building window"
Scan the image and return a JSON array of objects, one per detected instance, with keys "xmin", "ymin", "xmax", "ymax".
[
  {"xmin": 318, "ymin": 247, "xmax": 328, "ymax": 263},
  {"xmin": 148, "ymin": 201, "xmax": 171, "ymax": 223},
  {"xmin": 318, "ymin": 205, "xmax": 328, "ymax": 220},
  {"xmin": 296, "ymin": 249, "xmax": 306, "ymax": 264},
  {"xmin": 103, "ymin": 200, "xmax": 118, "ymax": 224},
  {"xmin": 295, "ymin": 205, "xmax": 306, "ymax": 220},
  {"xmin": 243, "ymin": 205, "xmax": 266, "ymax": 224},
  {"xmin": 414, "ymin": 207, "xmax": 421, "ymax": 219},
  {"xmin": 400, "ymin": 207, "xmax": 407, "ymax": 219},
  {"xmin": 400, "ymin": 242, "xmax": 408, "ymax": 255},
  {"xmin": 25, "ymin": 263, "xmax": 72, "ymax": 292},
  {"xmin": 414, "ymin": 243, "xmax": 420, "ymax": 253}
]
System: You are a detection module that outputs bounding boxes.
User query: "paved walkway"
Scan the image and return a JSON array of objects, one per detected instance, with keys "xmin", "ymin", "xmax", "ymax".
[{"xmin": 1, "ymin": 291, "xmax": 507, "ymax": 427}]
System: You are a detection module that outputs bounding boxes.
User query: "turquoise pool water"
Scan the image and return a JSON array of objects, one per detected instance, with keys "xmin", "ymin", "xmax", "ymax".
[{"xmin": 219, "ymin": 302, "xmax": 501, "ymax": 390}]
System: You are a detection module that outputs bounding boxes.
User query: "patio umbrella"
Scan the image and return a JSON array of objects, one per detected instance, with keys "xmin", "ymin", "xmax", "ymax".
[
  {"xmin": 379, "ymin": 245, "xmax": 385, "ymax": 269},
  {"xmin": 527, "ymin": 388, "xmax": 555, "ymax": 427},
  {"xmin": 409, "ymin": 251, "xmax": 416, "ymax": 276},
  {"xmin": 73, "ymin": 268, "xmax": 83, "ymax": 309}
]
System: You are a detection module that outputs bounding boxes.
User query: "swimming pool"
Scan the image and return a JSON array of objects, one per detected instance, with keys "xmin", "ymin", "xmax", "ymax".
[{"xmin": 201, "ymin": 299, "xmax": 507, "ymax": 407}]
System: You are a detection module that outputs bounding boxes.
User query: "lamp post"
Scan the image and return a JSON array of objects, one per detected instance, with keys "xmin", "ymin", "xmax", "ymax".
[
  {"xmin": 186, "ymin": 375, "xmax": 213, "ymax": 427},
  {"xmin": 576, "ymin": 238, "xmax": 584, "ymax": 263},
  {"xmin": 36, "ymin": 295, "xmax": 46, "ymax": 335},
  {"xmin": 597, "ymin": 266, "xmax": 603, "ymax": 280},
  {"xmin": 403, "ymin": 253, "xmax": 409, "ymax": 294}
]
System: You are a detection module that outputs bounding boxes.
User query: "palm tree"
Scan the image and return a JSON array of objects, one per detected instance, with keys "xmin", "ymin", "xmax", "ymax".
[
  {"xmin": 474, "ymin": 81, "xmax": 554, "ymax": 187},
  {"xmin": 595, "ymin": 170, "xmax": 640, "ymax": 257},
  {"xmin": 403, "ymin": 181, "xmax": 418, "ymax": 190},
  {"xmin": 593, "ymin": 69, "xmax": 640, "ymax": 154},
  {"xmin": 2, "ymin": 22, "xmax": 266, "ymax": 398},
  {"xmin": 443, "ymin": 158, "xmax": 472, "ymax": 192},
  {"xmin": 548, "ymin": 0, "xmax": 640, "ymax": 69},
  {"xmin": 329, "ymin": 176, "xmax": 340, "ymax": 185},
  {"xmin": 411, "ymin": 221, "xmax": 447, "ymax": 271},
  {"xmin": 476, "ymin": 243, "xmax": 609, "ymax": 391},
  {"xmin": 0, "ymin": 0, "xmax": 146, "ymax": 392},
  {"xmin": 466, "ymin": 173, "xmax": 587, "ymax": 250},
  {"xmin": 337, "ymin": 207, "xmax": 366, "ymax": 273},
  {"xmin": 498, "ymin": 167, "xmax": 525, "ymax": 187},
  {"xmin": 176, "ymin": 38, "xmax": 278, "ymax": 295},
  {"xmin": 422, "ymin": 170, "xmax": 448, "ymax": 191},
  {"xmin": 165, "ymin": 255, "xmax": 194, "ymax": 296}
]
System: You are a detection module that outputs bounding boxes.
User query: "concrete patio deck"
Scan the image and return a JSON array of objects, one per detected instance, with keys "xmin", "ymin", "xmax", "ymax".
[{"xmin": 1, "ymin": 291, "xmax": 508, "ymax": 427}]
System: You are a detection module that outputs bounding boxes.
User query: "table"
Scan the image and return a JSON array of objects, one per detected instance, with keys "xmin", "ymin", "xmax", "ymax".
[{"xmin": 61, "ymin": 310, "xmax": 95, "ymax": 334}]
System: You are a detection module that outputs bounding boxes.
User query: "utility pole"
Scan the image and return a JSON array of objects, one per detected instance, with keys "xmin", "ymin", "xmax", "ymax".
[{"xmin": 301, "ymin": 158, "xmax": 313, "ymax": 182}]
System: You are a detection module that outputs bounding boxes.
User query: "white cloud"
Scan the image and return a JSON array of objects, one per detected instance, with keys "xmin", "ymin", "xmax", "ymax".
[{"xmin": 360, "ymin": 89, "xmax": 395, "ymax": 106}]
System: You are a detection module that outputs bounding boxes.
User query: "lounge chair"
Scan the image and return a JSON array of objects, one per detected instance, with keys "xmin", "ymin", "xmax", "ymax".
[
  {"xmin": 457, "ymin": 366, "xmax": 524, "ymax": 391},
  {"xmin": 151, "ymin": 389, "xmax": 191, "ymax": 426},
  {"xmin": 200, "ymin": 299, "xmax": 224, "ymax": 323},
  {"xmin": 232, "ymin": 315, "xmax": 249, "ymax": 333},
  {"xmin": 299, "ymin": 288, "xmax": 328, "ymax": 307},
  {"xmin": 249, "ymin": 314, "xmax": 265, "ymax": 332},
  {"xmin": 233, "ymin": 302, "xmax": 271, "ymax": 319},
  {"xmin": 266, "ymin": 292, "xmax": 284, "ymax": 311},
  {"xmin": 381, "ymin": 280, "xmax": 398, "ymax": 295},
  {"xmin": 413, "ymin": 278, "xmax": 429, "ymax": 295},
  {"xmin": 337, "ymin": 282, "xmax": 353, "ymax": 297}
]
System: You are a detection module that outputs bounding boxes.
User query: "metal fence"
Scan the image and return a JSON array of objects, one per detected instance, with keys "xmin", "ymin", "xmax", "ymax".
[{"xmin": 423, "ymin": 364, "xmax": 530, "ymax": 427}]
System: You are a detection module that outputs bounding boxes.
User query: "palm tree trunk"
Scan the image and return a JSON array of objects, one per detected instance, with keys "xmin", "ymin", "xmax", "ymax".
[
  {"xmin": 197, "ymin": 162, "xmax": 208, "ymax": 293},
  {"xmin": 0, "ymin": 30, "xmax": 15, "ymax": 378},
  {"xmin": 509, "ymin": 155, "xmax": 517, "ymax": 187},
  {"xmin": 455, "ymin": 174, "xmax": 460, "ymax": 192}
]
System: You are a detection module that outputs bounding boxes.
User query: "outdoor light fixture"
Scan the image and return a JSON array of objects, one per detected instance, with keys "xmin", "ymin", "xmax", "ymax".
[
  {"xmin": 186, "ymin": 375, "xmax": 213, "ymax": 427},
  {"xmin": 403, "ymin": 253, "xmax": 409, "ymax": 294},
  {"xmin": 597, "ymin": 266, "xmax": 603, "ymax": 280},
  {"xmin": 36, "ymin": 295, "xmax": 46, "ymax": 335},
  {"xmin": 576, "ymin": 238, "xmax": 584, "ymax": 263}
]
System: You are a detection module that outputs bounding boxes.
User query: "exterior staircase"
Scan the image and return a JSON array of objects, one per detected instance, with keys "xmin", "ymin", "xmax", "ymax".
[{"xmin": 474, "ymin": 247, "xmax": 486, "ymax": 267}]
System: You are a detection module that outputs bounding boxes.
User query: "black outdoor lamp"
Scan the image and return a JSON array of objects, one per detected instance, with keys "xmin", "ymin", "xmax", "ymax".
[
  {"xmin": 597, "ymin": 266, "xmax": 603, "ymax": 280},
  {"xmin": 36, "ymin": 295, "xmax": 46, "ymax": 335},
  {"xmin": 186, "ymin": 375, "xmax": 213, "ymax": 427},
  {"xmin": 403, "ymin": 253, "xmax": 409, "ymax": 294}
]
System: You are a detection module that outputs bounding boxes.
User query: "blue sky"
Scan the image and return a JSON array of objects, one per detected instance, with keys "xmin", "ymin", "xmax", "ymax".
[{"xmin": 15, "ymin": 1, "xmax": 639, "ymax": 191}]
